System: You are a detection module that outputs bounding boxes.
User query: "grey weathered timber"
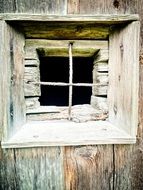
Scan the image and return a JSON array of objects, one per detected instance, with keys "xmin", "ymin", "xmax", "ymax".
[
  {"xmin": 0, "ymin": 21, "xmax": 5, "ymax": 140},
  {"xmin": 0, "ymin": 147, "xmax": 64, "ymax": 190},
  {"xmin": 24, "ymin": 66, "xmax": 40, "ymax": 97},
  {"xmin": 25, "ymin": 39, "xmax": 108, "ymax": 59},
  {"xmin": 24, "ymin": 51, "xmax": 40, "ymax": 108},
  {"xmin": 9, "ymin": 25, "xmax": 26, "ymax": 136},
  {"xmin": 2, "ymin": 120, "xmax": 135, "ymax": 148},
  {"xmin": 25, "ymin": 97, "xmax": 40, "ymax": 110},
  {"xmin": 25, "ymin": 59, "xmax": 39, "ymax": 66},
  {"xmin": 94, "ymin": 49, "xmax": 109, "ymax": 63},
  {"xmin": 92, "ymin": 49, "xmax": 109, "ymax": 109},
  {"xmin": 90, "ymin": 96, "xmax": 108, "ymax": 112},
  {"xmin": 0, "ymin": 0, "xmax": 67, "ymax": 15},
  {"xmin": 108, "ymin": 21, "xmax": 140, "ymax": 136},
  {"xmin": 92, "ymin": 72, "xmax": 108, "ymax": 95},
  {"xmin": 0, "ymin": 14, "xmax": 138, "ymax": 40},
  {"xmin": 68, "ymin": 0, "xmax": 80, "ymax": 14},
  {"xmin": 0, "ymin": 14, "xmax": 139, "ymax": 22},
  {"xmin": 94, "ymin": 61, "xmax": 108, "ymax": 72},
  {"xmin": 26, "ymin": 105, "xmax": 108, "ymax": 122},
  {"xmin": 73, "ymin": 0, "xmax": 139, "ymax": 15},
  {"xmin": 0, "ymin": 21, "xmax": 25, "ymax": 141},
  {"xmin": 0, "ymin": 21, "xmax": 7, "ymax": 140}
]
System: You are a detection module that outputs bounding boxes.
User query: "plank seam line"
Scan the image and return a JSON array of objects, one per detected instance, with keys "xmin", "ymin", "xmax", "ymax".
[{"xmin": 113, "ymin": 145, "xmax": 115, "ymax": 190}]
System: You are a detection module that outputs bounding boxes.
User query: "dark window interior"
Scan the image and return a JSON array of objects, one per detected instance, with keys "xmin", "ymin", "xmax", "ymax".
[
  {"xmin": 39, "ymin": 86, "xmax": 69, "ymax": 106},
  {"xmin": 39, "ymin": 56, "xmax": 93, "ymax": 106},
  {"xmin": 39, "ymin": 57, "xmax": 69, "ymax": 82},
  {"xmin": 73, "ymin": 57, "xmax": 93, "ymax": 83}
]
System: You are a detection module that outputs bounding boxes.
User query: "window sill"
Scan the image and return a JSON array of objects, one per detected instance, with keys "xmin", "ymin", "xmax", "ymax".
[{"xmin": 2, "ymin": 120, "xmax": 136, "ymax": 148}]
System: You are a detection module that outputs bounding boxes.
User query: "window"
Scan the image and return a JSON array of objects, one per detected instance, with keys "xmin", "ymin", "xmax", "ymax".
[
  {"xmin": 26, "ymin": 40, "xmax": 108, "ymax": 123},
  {"xmin": 39, "ymin": 56, "xmax": 93, "ymax": 106},
  {"xmin": 0, "ymin": 14, "xmax": 140, "ymax": 148}
]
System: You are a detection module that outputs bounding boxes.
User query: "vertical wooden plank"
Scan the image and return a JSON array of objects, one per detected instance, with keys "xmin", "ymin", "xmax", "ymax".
[
  {"xmin": 111, "ymin": 2, "xmax": 142, "ymax": 189},
  {"xmin": 0, "ymin": 0, "xmax": 67, "ymax": 14},
  {"xmin": 113, "ymin": 57, "xmax": 143, "ymax": 190},
  {"xmin": 77, "ymin": 0, "xmax": 138, "ymax": 14},
  {"xmin": 0, "ymin": 21, "xmax": 26, "ymax": 141},
  {"xmin": 63, "ymin": 146, "xmax": 113, "ymax": 190},
  {"xmin": 0, "ymin": 0, "xmax": 3, "ymax": 13},
  {"xmin": 68, "ymin": 0, "xmax": 80, "ymax": 14},
  {"xmin": 113, "ymin": 144, "xmax": 143, "ymax": 190},
  {"xmin": 0, "ymin": 21, "xmax": 12, "ymax": 141},
  {"xmin": 113, "ymin": 145, "xmax": 132, "ymax": 190},
  {"xmin": 8, "ymin": 25, "xmax": 26, "ymax": 137},
  {"xmin": 0, "ymin": 0, "xmax": 16, "ymax": 13},
  {"xmin": 0, "ymin": 147, "xmax": 64, "ymax": 190},
  {"xmin": 0, "ymin": 148, "xmax": 18, "ymax": 189},
  {"xmin": 15, "ymin": 0, "xmax": 67, "ymax": 15},
  {"xmin": 15, "ymin": 147, "xmax": 64, "ymax": 190},
  {"xmin": 108, "ymin": 21, "xmax": 140, "ymax": 136}
]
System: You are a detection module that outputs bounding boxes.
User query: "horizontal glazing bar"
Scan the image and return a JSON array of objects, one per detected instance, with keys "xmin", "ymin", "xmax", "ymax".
[{"xmin": 28, "ymin": 81, "xmax": 107, "ymax": 87}]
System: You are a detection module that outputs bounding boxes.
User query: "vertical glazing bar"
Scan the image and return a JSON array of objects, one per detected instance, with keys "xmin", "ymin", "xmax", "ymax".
[{"xmin": 68, "ymin": 43, "xmax": 73, "ymax": 120}]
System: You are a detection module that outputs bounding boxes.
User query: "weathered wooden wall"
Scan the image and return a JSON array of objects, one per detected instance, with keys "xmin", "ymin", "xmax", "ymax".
[{"xmin": 0, "ymin": 0, "xmax": 143, "ymax": 189}]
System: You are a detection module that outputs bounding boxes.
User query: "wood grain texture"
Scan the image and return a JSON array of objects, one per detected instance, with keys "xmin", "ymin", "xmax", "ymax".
[
  {"xmin": 68, "ymin": 0, "xmax": 80, "ymax": 14},
  {"xmin": 21, "ymin": 22, "xmax": 109, "ymax": 40},
  {"xmin": 63, "ymin": 145, "xmax": 113, "ymax": 190},
  {"xmin": 26, "ymin": 104, "xmax": 108, "ymax": 122},
  {"xmin": 9, "ymin": 25, "xmax": 26, "ymax": 137},
  {"xmin": 0, "ymin": 14, "xmax": 139, "ymax": 22},
  {"xmin": 2, "ymin": 120, "xmax": 135, "ymax": 148},
  {"xmin": 92, "ymin": 49, "xmax": 109, "ymax": 112},
  {"xmin": 25, "ymin": 39, "xmax": 108, "ymax": 59},
  {"xmin": 108, "ymin": 21, "xmax": 140, "ymax": 136},
  {"xmin": 24, "ymin": 66, "xmax": 41, "ymax": 97},
  {"xmin": 0, "ymin": 147, "xmax": 64, "ymax": 190},
  {"xmin": 113, "ymin": 145, "xmax": 137, "ymax": 190},
  {"xmin": 0, "ymin": 21, "xmax": 6, "ymax": 140},
  {"xmin": 92, "ymin": 72, "xmax": 108, "ymax": 95},
  {"xmin": 25, "ymin": 97, "xmax": 40, "ymax": 110},
  {"xmin": 0, "ymin": 0, "xmax": 16, "ymax": 13},
  {"xmin": 0, "ymin": 21, "xmax": 26, "ymax": 141},
  {"xmin": 90, "ymin": 95, "xmax": 108, "ymax": 112},
  {"xmin": 0, "ymin": 0, "xmax": 67, "ymax": 15},
  {"xmin": 25, "ymin": 59, "xmax": 39, "ymax": 66},
  {"xmin": 75, "ymin": 0, "xmax": 139, "ymax": 14}
]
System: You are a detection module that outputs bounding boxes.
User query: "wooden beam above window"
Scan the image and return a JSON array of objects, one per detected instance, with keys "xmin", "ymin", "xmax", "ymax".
[{"xmin": 0, "ymin": 14, "xmax": 139, "ymax": 40}]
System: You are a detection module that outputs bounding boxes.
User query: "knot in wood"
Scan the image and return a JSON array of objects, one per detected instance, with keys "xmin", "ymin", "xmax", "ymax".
[{"xmin": 113, "ymin": 0, "xmax": 120, "ymax": 8}]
